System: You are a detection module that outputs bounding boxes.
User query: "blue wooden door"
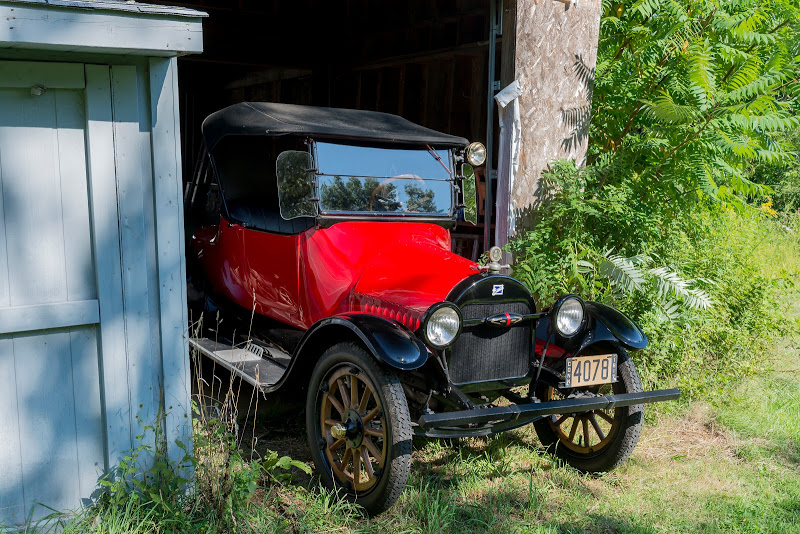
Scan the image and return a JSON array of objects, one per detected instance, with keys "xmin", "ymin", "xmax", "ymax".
[{"xmin": 0, "ymin": 61, "xmax": 106, "ymax": 525}]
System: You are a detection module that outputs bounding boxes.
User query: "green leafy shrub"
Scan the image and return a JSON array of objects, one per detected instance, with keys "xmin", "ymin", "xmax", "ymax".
[{"xmin": 511, "ymin": 160, "xmax": 798, "ymax": 396}]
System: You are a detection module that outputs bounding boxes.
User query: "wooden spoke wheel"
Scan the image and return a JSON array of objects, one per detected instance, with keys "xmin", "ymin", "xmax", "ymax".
[
  {"xmin": 306, "ymin": 342, "xmax": 411, "ymax": 515},
  {"xmin": 533, "ymin": 346, "xmax": 644, "ymax": 473},
  {"xmin": 320, "ymin": 366, "xmax": 387, "ymax": 492},
  {"xmin": 541, "ymin": 383, "xmax": 621, "ymax": 454}
]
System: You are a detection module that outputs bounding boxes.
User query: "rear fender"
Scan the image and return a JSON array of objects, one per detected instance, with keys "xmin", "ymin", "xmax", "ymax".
[{"xmin": 294, "ymin": 314, "xmax": 430, "ymax": 372}]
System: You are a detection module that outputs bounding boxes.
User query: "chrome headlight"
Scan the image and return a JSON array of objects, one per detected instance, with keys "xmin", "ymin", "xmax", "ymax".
[
  {"xmin": 423, "ymin": 303, "xmax": 462, "ymax": 348},
  {"xmin": 552, "ymin": 295, "xmax": 586, "ymax": 338},
  {"xmin": 466, "ymin": 142, "xmax": 487, "ymax": 166}
]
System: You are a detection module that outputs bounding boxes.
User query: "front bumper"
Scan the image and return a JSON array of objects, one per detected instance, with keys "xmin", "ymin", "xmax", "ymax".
[{"xmin": 414, "ymin": 388, "xmax": 680, "ymax": 438}]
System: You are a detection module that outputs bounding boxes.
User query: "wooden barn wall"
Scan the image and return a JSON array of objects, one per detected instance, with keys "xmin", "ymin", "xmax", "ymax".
[{"xmin": 510, "ymin": 0, "xmax": 601, "ymax": 228}]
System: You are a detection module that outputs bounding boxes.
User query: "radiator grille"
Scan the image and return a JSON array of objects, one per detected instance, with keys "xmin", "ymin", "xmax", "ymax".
[{"xmin": 449, "ymin": 301, "xmax": 532, "ymax": 385}]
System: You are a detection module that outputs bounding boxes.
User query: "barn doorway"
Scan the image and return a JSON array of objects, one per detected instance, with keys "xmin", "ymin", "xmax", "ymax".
[{"xmin": 148, "ymin": 0, "xmax": 505, "ymax": 256}]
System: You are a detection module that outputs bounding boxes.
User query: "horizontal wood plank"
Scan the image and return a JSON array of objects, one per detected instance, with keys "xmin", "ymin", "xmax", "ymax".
[
  {"xmin": 0, "ymin": 300, "xmax": 99, "ymax": 335},
  {"xmin": 0, "ymin": 60, "xmax": 84, "ymax": 88}
]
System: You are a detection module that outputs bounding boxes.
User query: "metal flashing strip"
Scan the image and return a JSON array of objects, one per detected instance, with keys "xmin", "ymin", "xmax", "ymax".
[{"xmin": 0, "ymin": 0, "xmax": 207, "ymax": 18}]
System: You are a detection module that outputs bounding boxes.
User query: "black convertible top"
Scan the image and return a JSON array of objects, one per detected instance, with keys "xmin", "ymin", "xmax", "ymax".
[{"xmin": 201, "ymin": 102, "xmax": 469, "ymax": 152}]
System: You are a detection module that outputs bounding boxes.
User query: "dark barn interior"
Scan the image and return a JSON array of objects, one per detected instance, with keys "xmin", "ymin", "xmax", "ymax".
[{"xmin": 150, "ymin": 0, "xmax": 505, "ymax": 257}]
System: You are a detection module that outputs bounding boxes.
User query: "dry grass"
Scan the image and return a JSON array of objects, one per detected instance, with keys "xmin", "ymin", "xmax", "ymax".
[{"xmin": 637, "ymin": 404, "xmax": 737, "ymax": 462}]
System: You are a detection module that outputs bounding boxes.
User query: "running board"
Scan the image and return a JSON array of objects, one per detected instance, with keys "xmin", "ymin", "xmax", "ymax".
[
  {"xmin": 189, "ymin": 337, "xmax": 291, "ymax": 392},
  {"xmin": 417, "ymin": 388, "xmax": 681, "ymax": 430}
]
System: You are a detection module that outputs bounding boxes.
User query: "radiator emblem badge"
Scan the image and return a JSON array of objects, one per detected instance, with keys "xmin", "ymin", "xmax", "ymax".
[{"xmin": 492, "ymin": 284, "xmax": 504, "ymax": 296}]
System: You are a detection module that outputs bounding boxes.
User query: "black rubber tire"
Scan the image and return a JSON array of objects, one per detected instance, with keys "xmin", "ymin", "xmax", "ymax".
[
  {"xmin": 533, "ymin": 346, "xmax": 644, "ymax": 473},
  {"xmin": 306, "ymin": 342, "xmax": 412, "ymax": 515}
]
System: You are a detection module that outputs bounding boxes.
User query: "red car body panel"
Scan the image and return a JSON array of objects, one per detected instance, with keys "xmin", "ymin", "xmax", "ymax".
[{"xmin": 192, "ymin": 218, "xmax": 479, "ymax": 332}]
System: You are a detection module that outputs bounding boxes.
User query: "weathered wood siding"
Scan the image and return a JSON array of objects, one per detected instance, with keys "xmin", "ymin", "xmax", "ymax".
[
  {"xmin": 0, "ymin": 58, "xmax": 191, "ymax": 526},
  {"xmin": 509, "ymin": 0, "xmax": 601, "ymax": 229}
]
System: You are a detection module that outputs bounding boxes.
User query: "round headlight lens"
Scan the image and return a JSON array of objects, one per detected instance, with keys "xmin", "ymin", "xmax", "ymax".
[
  {"xmin": 466, "ymin": 142, "xmax": 487, "ymax": 166},
  {"xmin": 555, "ymin": 297, "xmax": 585, "ymax": 337},
  {"xmin": 425, "ymin": 305, "xmax": 461, "ymax": 348}
]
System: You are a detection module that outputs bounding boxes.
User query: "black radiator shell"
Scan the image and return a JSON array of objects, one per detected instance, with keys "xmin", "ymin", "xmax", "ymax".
[{"xmin": 446, "ymin": 274, "xmax": 537, "ymax": 386}]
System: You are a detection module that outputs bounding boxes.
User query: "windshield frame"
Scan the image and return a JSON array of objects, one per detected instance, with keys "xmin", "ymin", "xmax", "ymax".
[{"xmin": 309, "ymin": 140, "xmax": 457, "ymax": 220}]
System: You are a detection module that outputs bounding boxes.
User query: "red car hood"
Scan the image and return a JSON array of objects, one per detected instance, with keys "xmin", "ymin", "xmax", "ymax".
[{"xmin": 302, "ymin": 222, "xmax": 478, "ymax": 331}]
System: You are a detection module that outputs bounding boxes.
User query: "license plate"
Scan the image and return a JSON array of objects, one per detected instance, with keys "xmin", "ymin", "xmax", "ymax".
[{"xmin": 564, "ymin": 354, "xmax": 617, "ymax": 388}]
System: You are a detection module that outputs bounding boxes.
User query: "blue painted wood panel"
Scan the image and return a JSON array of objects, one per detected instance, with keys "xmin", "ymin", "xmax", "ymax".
[
  {"xmin": 111, "ymin": 65, "xmax": 160, "ymax": 451},
  {"xmin": 13, "ymin": 329, "xmax": 81, "ymax": 520},
  {"xmin": 0, "ymin": 299, "xmax": 99, "ymax": 335},
  {"xmin": 149, "ymin": 57, "xmax": 192, "ymax": 465},
  {"xmin": 85, "ymin": 64, "xmax": 133, "ymax": 468},
  {"xmin": 0, "ymin": 58, "xmax": 192, "ymax": 526},
  {"xmin": 0, "ymin": 72, "xmax": 104, "ymax": 524},
  {"xmin": 0, "ymin": 87, "xmax": 73, "ymax": 307},
  {"xmin": 0, "ymin": 336, "xmax": 25, "ymax": 524}
]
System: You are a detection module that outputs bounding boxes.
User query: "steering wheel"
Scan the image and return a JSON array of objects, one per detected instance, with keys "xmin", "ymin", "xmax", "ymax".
[{"xmin": 368, "ymin": 174, "xmax": 425, "ymax": 210}]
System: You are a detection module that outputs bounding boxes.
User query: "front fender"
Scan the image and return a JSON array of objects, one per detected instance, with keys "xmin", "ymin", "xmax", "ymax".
[
  {"xmin": 296, "ymin": 313, "xmax": 430, "ymax": 371},
  {"xmin": 584, "ymin": 302, "xmax": 648, "ymax": 350},
  {"xmin": 537, "ymin": 302, "xmax": 648, "ymax": 358}
]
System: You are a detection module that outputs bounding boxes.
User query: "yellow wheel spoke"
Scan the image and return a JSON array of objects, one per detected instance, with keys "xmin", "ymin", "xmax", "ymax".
[
  {"xmin": 354, "ymin": 449, "xmax": 362, "ymax": 485},
  {"xmin": 597, "ymin": 410, "xmax": 615, "ymax": 424},
  {"xmin": 337, "ymin": 378, "xmax": 350, "ymax": 409},
  {"xmin": 363, "ymin": 406, "xmax": 380, "ymax": 423},
  {"xmin": 568, "ymin": 417, "xmax": 579, "ymax": 441},
  {"xmin": 324, "ymin": 418, "xmax": 340, "ymax": 427},
  {"xmin": 582, "ymin": 417, "xmax": 591, "ymax": 447},
  {"xmin": 364, "ymin": 436, "xmax": 383, "ymax": 465},
  {"xmin": 350, "ymin": 374, "xmax": 359, "ymax": 409},
  {"xmin": 358, "ymin": 387, "xmax": 372, "ymax": 414},
  {"xmin": 330, "ymin": 438, "xmax": 345, "ymax": 451},
  {"xmin": 361, "ymin": 447, "xmax": 374, "ymax": 478},
  {"xmin": 364, "ymin": 426, "xmax": 385, "ymax": 439},
  {"xmin": 326, "ymin": 393, "xmax": 344, "ymax": 416},
  {"xmin": 340, "ymin": 448, "xmax": 352, "ymax": 472},
  {"xmin": 554, "ymin": 414, "xmax": 569, "ymax": 427},
  {"xmin": 589, "ymin": 414, "xmax": 606, "ymax": 441}
]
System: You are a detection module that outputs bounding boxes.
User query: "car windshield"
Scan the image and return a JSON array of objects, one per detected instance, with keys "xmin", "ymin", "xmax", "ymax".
[{"xmin": 315, "ymin": 142, "xmax": 453, "ymax": 216}]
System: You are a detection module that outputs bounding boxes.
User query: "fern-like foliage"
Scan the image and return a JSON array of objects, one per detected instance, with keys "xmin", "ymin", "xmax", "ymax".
[
  {"xmin": 590, "ymin": 0, "xmax": 800, "ymax": 211},
  {"xmin": 587, "ymin": 250, "xmax": 713, "ymax": 322}
]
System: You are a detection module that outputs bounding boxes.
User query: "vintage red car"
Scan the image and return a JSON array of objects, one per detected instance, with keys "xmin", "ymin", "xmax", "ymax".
[{"xmin": 187, "ymin": 102, "xmax": 679, "ymax": 514}]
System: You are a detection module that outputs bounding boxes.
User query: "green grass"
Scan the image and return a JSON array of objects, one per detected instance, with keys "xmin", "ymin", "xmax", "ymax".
[{"xmin": 28, "ymin": 345, "xmax": 800, "ymax": 534}]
